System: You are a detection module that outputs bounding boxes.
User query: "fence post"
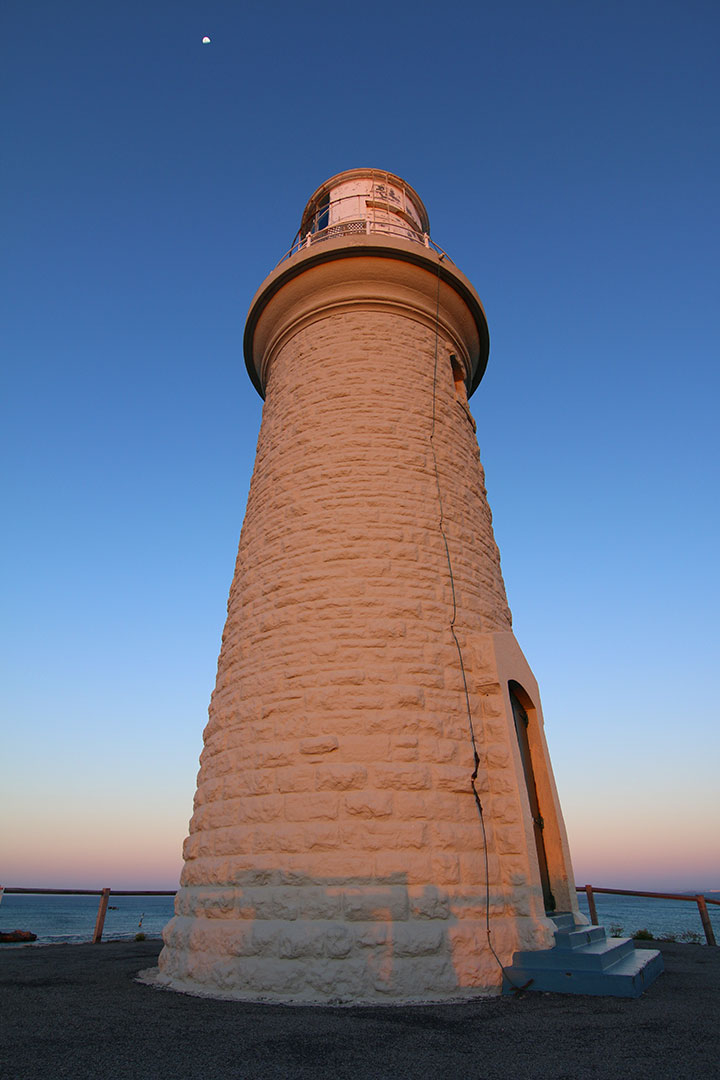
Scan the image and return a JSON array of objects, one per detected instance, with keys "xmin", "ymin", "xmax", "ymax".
[
  {"xmin": 696, "ymin": 896, "xmax": 717, "ymax": 946},
  {"xmin": 92, "ymin": 888, "xmax": 111, "ymax": 943},
  {"xmin": 585, "ymin": 884, "xmax": 599, "ymax": 925}
]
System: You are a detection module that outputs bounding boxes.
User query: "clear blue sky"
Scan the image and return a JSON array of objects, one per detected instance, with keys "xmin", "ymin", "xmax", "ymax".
[{"xmin": 2, "ymin": 0, "xmax": 718, "ymax": 892}]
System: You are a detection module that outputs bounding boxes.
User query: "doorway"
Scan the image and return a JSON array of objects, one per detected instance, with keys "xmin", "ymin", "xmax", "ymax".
[{"xmin": 509, "ymin": 684, "xmax": 555, "ymax": 913}]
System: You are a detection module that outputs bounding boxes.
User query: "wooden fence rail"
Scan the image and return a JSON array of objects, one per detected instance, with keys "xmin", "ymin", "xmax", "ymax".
[
  {"xmin": 578, "ymin": 885, "xmax": 718, "ymax": 946},
  {"xmin": 1, "ymin": 887, "xmax": 176, "ymax": 943},
  {"xmin": 3, "ymin": 885, "xmax": 718, "ymax": 946}
]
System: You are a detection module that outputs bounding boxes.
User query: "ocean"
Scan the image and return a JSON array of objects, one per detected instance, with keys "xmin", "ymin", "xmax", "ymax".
[
  {"xmin": 0, "ymin": 893, "xmax": 175, "ymax": 945},
  {"xmin": 575, "ymin": 891, "xmax": 719, "ymax": 943},
  {"xmin": 1, "ymin": 890, "xmax": 718, "ymax": 946}
]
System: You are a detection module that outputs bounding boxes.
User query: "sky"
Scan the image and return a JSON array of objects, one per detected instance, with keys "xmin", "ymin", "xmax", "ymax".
[{"xmin": 1, "ymin": 0, "xmax": 718, "ymax": 895}]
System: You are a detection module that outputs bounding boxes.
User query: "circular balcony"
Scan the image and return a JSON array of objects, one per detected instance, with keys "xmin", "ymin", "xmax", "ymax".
[{"xmin": 278, "ymin": 175, "xmax": 453, "ymax": 265}]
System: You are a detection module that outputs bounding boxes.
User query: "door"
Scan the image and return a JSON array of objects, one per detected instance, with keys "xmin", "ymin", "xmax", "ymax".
[{"xmin": 510, "ymin": 686, "xmax": 555, "ymax": 912}]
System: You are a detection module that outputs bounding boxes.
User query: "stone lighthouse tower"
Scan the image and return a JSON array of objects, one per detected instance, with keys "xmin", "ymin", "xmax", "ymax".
[{"xmin": 156, "ymin": 169, "xmax": 583, "ymax": 1002}]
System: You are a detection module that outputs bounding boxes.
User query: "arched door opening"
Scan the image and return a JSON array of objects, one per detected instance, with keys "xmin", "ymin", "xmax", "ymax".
[{"xmin": 509, "ymin": 682, "xmax": 556, "ymax": 913}]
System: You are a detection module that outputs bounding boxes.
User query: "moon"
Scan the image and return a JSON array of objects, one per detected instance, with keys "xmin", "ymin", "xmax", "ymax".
[{"xmin": 202, "ymin": 36, "xmax": 211, "ymax": 44}]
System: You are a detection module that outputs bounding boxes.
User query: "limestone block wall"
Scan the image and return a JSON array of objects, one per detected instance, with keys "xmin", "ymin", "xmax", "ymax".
[{"xmin": 155, "ymin": 248, "xmax": 571, "ymax": 1003}]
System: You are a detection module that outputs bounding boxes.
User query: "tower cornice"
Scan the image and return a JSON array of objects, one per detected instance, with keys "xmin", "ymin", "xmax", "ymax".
[{"xmin": 243, "ymin": 235, "xmax": 489, "ymax": 400}]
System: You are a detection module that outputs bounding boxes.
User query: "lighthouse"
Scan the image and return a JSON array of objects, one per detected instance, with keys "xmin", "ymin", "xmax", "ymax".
[{"xmin": 155, "ymin": 169, "xmax": 584, "ymax": 1002}]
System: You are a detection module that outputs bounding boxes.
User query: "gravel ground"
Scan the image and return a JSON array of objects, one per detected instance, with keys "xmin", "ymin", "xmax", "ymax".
[{"xmin": 1, "ymin": 940, "xmax": 718, "ymax": 1079}]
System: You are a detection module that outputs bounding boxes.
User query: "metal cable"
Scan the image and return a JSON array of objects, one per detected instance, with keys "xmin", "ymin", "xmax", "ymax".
[{"xmin": 429, "ymin": 259, "xmax": 527, "ymax": 993}]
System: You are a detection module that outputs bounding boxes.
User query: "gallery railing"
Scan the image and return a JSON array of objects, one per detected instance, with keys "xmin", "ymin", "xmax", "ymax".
[
  {"xmin": 578, "ymin": 884, "xmax": 718, "ymax": 946},
  {"xmin": 277, "ymin": 190, "xmax": 453, "ymax": 265}
]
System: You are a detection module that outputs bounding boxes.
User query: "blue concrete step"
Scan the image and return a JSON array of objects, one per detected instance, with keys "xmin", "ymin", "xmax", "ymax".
[
  {"xmin": 504, "ymin": 945, "xmax": 664, "ymax": 998},
  {"xmin": 511, "ymin": 935, "xmax": 636, "ymax": 972},
  {"xmin": 503, "ymin": 917, "xmax": 664, "ymax": 998},
  {"xmin": 552, "ymin": 924, "xmax": 608, "ymax": 949},
  {"xmin": 549, "ymin": 912, "xmax": 575, "ymax": 930}
]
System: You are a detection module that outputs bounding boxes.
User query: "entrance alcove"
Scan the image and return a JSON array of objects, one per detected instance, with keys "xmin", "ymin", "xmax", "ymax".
[{"xmin": 508, "ymin": 679, "xmax": 569, "ymax": 915}]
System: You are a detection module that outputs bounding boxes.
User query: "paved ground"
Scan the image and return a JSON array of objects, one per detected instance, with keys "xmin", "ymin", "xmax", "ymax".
[{"xmin": 1, "ymin": 940, "xmax": 718, "ymax": 1079}]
